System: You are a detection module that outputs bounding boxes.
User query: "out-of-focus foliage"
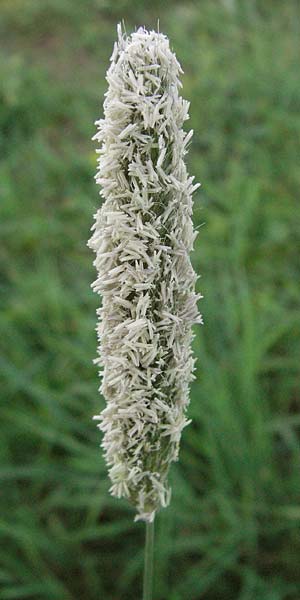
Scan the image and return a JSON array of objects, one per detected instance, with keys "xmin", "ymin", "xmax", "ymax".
[{"xmin": 0, "ymin": 1, "xmax": 299, "ymax": 598}]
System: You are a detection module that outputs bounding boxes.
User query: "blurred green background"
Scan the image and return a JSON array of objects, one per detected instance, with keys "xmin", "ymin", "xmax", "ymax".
[{"xmin": 1, "ymin": 0, "xmax": 300, "ymax": 598}]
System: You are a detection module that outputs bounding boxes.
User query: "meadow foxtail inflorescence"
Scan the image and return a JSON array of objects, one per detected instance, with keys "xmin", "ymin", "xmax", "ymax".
[{"xmin": 88, "ymin": 24, "xmax": 202, "ymax": 523}]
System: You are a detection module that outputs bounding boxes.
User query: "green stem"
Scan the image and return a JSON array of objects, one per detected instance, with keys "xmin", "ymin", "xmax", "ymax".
[{"xmin": 143, "ymin": 519, "xmax": 155, "ymax": 600}]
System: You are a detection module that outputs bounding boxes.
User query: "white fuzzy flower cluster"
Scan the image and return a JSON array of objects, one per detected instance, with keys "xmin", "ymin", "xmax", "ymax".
[{"xmin": 88, "ymin": 24, "xmax": 202, "ymax": 522}]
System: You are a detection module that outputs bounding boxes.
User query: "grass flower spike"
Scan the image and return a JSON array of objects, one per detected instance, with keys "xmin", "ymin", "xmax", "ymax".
[{"xmin": 89, "ymin": 24, "xmax": 202, "ymax": 523}]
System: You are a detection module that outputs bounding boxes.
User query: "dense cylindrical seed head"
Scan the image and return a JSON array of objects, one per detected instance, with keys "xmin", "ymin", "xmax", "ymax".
[{"xmin": 88, "ymin": 24, "xmax": 202, "ymax": 522}]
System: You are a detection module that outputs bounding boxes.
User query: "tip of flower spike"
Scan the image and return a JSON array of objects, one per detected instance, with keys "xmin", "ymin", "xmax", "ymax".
[{"xmin": 117, "ymin": 22, "xmax": 123, "ymax": 43}]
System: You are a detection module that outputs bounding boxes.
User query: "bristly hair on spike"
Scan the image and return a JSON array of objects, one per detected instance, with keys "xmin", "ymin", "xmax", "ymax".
[{"xmin": 88, "ymin": 23, "xmax": 202, "ymax": 522}]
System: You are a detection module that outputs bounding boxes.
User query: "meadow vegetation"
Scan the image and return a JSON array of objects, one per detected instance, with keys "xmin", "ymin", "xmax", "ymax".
[{"xmin": 1, "ymin": 1, "xmax": 300, "ymax": 598}]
